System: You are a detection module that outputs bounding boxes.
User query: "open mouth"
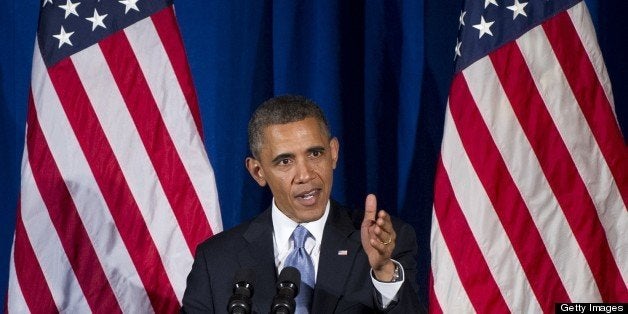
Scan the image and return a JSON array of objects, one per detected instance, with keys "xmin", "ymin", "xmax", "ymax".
[{"xmin": 296, "ymin": 189, "xmax": 321, "ymax": 205}]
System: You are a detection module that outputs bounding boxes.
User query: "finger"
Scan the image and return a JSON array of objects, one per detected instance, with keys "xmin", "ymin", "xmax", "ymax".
[
  {"xmin": 369, "ymin": 225, "xmax": 385, "ymax": 245},
  {"xmin": 363, "ymin": 194, "xmax": 377, "ymax": 225},
  {"xmin": 376, "ymin": 224, "xmax": 394, "ymax": 239},
  {"xmin": 369, "ymin": 238, "xmax": 386, "ymax": 251},
  {"xmin": 377, "ymin": 209, "xmax": 390, "ymax": 221},
  {"xmin": 374, "ymin": 226, "xmax": 394, "ymax": 243},
  {"xmin": 373, "ymin": 225, "xmax": 389, "ymax": 237},
  {"xmin": 376, "ymin": 210, "xmax": 394, "ymax": 233},
  {"xmin": 369, "ymin": 238, "xmax": 394, "ymax": 254},
  {"xmin": 369, "ymin": 224, "xmax": 390, "ymax": 244},
  {"xmin": 376, "ymin": 210, "xmax": 391, "ymax": 226}
]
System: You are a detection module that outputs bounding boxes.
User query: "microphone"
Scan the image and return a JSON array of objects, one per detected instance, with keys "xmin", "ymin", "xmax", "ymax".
[
  {"xmin": 270, "ymin": 266, "xmax": 301, "ymax": 314},
  {"xmin": 227, "ymin": 268, "xmax": 255, "ymax": 314}
]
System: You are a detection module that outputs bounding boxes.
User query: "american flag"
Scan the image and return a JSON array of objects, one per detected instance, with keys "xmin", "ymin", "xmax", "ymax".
[
  {"xmin": 430, "ymin": 0, "xmax": 627, "ymax": 312},
  {"xmin": 7, "ymin": 0, "xmax": 222, "ymax": 312}
]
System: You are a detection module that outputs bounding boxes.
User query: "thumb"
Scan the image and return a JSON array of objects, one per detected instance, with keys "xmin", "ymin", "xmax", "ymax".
[{"xmin": 363, "ymin": 194, "xmax": 377, "ymax": 225}]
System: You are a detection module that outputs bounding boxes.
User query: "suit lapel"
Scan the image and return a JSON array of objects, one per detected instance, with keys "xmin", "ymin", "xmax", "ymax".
[
  {"xmin": 239, "ymin": 208, "xmax": 277, "ymax": 313},
  {"xmin": 312, "ymin": 202, "xmax": 362, "ymax": 313}
]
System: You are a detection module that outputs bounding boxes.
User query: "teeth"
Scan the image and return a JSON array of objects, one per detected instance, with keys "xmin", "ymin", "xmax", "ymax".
[{"xmin": 301, "ymin": 190, "xmax": 316, "ymax": 199}]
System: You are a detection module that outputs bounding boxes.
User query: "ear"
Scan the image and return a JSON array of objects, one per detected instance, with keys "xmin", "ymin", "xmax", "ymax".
[
  {"xmin": 245, "ymin": 157, "xmax": 267, "ymax": 187},
  {"xmin": 330, "ymin": 137, "xmax": 339, "ymax": 169}
]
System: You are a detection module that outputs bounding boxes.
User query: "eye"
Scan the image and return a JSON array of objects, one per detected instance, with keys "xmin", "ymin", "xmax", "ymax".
[
  {"xmin": 310, "ymin": 150, "xmax": 323, "ymax": 158},
  {"xmin": 278, "ymin": 158, "xmax": 291, "ymax": 165}
]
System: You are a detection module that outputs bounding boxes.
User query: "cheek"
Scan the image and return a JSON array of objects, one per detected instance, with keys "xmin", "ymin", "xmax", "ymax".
[
  {"xmin": 315, "ymin": 160, "xmax": 334, "ymax": 174},
  {"xmin": 311, "ymin": 158, "xmax": 330, "ymax": 170},
  {"xmin": 270, "ymin": 172, "xmax": 295, "ymax": 189}
]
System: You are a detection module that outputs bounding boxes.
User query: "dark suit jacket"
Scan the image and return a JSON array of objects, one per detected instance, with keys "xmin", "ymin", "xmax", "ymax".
[{"xmin": 181, "ymin": 201, "xmax": 423, "ymax": 313}]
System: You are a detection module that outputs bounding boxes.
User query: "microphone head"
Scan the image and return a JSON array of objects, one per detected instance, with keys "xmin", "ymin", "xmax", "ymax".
[
  {"xmin": 277, "ymin": 266, "xmax": 300, "ymax": 296},
  {"xmin": 271, "ymin": 267, "xmax": 301, "ymax": 313},
  {"xmin": 233, "ymin": 268, "xmax": 255, "ymax": 297},
  {"xmin": 228, "ymin": 268, "xmax": 255, "ymax": 314}
]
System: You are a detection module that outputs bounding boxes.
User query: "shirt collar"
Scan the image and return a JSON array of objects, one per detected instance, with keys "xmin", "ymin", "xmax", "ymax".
[{"xmin": 271, "ymin": 198, "xmax": 330, "ymax": 248}]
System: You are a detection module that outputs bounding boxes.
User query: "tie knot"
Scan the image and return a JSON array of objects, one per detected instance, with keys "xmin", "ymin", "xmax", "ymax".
[{"xmin": 291, "ymin": 225, "xmax": 310, "ymax": 248}]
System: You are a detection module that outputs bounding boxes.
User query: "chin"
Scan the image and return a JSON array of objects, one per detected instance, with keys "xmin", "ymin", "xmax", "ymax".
[{"xmin": 296, "ymin": 208, "xmax": 325, "ymax": 223}]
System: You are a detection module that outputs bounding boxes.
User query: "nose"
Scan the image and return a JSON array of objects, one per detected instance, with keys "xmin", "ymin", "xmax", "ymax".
[{"xmin": 295, "ymin": 160, "xmax": 314, "ymax": 184}]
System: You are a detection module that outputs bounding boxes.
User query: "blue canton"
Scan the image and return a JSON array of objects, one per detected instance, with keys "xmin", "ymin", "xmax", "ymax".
[
  {"xmin": 37, "ymin": 0, "xmax": 172, "ymax": 67},
  {"xmin": 455, "ymin": 0, "xmax": 581, "ymax": 73}
]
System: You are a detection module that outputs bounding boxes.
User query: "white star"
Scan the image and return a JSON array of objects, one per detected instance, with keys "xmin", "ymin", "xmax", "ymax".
[
  {"xmin": 42, "ymin": 0, "xmax": 53, "ymax": 7},
  {"xmin": 472, "ymin": 16, "xmax": 495, "ymax": 39},
  {"xmin": 119, "ymin": 0, "xmax": 139, "ymax": 14},
  {"xmin": 58, "ymin": 0, "xmax": 80, "ymax": 19},
  {"xmin": 53, "ymin": 26, "xmax": 74, "ymax": 48},
  {"xmin": 459, "ymin": 11, "xmax": 466, "ymax": 27},
  {"xmin": 484, "ymin": 0, "xmax": 498, "ymax": 8},
  {"xmin": 507, "ymin": 0, "xmax": 528, "ymax": 19},
  {"xmin": 454, "ymin": 38, "xmax": 462, "ymax": 60},
  {"xmin": 85, "ymin": 9, "xmax": 107, "ymax": 30}
]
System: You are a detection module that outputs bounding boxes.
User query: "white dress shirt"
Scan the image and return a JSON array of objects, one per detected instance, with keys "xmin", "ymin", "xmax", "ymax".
[{"xmin": 270, "ymin": 199, "xmax": 404, "ymax": 308}]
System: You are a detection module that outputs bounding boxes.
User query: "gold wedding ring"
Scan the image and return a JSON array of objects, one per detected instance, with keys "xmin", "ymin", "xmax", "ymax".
[{"xmin": 379, "ymin": 237, "xmax": 392, "ymax": 245}]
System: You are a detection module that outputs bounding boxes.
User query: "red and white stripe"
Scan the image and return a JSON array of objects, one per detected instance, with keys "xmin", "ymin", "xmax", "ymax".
[
  {"xmin": 8, "ymin": 6, "xmax": 222, "ymax": 313},
  {"xmin": 430, "ymin": 2, "xmax": 627, "ymax": 312}
]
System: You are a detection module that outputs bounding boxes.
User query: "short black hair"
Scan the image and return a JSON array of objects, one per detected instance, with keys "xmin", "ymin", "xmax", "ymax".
[{"xmin": 248, "ymin": 95, "xmax": 331, "ymax": 158}]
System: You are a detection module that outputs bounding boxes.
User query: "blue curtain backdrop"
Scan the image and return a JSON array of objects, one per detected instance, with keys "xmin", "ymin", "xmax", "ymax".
[{"xmin": 1, "ymin": 0, "xmax": 625, "ymax": 306}]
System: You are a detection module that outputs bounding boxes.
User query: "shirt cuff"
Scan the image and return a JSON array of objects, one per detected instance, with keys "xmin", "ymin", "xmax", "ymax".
[{"xmin": 370, "ymin": 259, "xmax": 405, "ymax": 308}]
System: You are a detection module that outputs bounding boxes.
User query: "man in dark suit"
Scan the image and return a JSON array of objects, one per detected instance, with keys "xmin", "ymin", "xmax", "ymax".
[{"xmin": 182, "ymin": 95, "xmax": 422, "ymax": 313}]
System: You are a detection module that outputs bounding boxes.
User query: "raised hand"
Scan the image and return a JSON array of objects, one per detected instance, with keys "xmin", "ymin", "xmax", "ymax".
[{"xmin": 360, "ymin": 194, "xmax": 397, "ymax": 281}]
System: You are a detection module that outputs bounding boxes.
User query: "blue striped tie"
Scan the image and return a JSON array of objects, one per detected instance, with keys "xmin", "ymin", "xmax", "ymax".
[{"xmin": 284, "ymin": 225, "xmax": 314, "ymax": 313}]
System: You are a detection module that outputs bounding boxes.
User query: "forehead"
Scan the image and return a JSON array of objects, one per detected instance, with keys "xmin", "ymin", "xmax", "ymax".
[{"xmin": 260, "ymin": 118, "xmax": 328, "ymax": 154}]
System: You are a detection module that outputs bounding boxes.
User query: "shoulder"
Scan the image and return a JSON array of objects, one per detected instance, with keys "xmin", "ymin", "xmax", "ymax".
[
  {"xmin": 195, "ymin": 207, "xmax": 273, "ymax": 251},
  {"xmin": 195, "ymin": 219, "xmax": 254, "ymax": 254}
]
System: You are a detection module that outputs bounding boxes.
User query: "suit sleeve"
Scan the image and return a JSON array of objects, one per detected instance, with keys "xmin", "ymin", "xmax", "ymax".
[
  {"xmin": 374, "ymin": 221, "xmax": 425, "ymax": 313},
  {"xmin": 181, "ymin": 245, "xmax": 214, "ymax": 313}
]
